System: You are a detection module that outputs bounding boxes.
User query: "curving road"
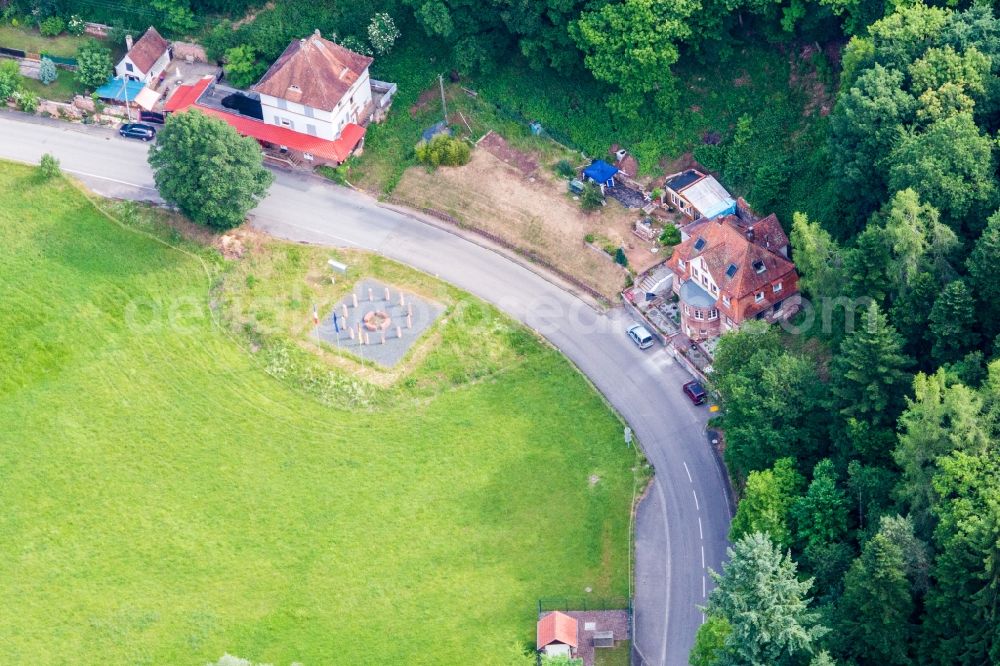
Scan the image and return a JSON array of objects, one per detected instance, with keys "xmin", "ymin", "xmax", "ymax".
[{"xmin": 0, "ymin": 111, "xmax": 731, "ymax": 666}]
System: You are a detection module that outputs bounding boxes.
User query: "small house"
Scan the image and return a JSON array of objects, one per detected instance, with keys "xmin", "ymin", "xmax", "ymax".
[
  {"xmin": 537, "ymin": 611, "xmax": 579, "ymax": 659},
  {"xmin": 663, "ymin": 169, "xmax": 736, "ymax": 221},
  {"xmin": 115, "ymin": 27, "xmax": 171, "ymax": 84}
]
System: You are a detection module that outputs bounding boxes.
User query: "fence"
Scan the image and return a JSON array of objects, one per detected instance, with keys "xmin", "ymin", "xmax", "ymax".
[
  {"xmin": 41, "ymin": 53, "xmax": 78, "ymax": 68},
  {"xmin": 0, "ymin": 46, "xmax": 26, "ymax": 58},
  {"xmin": 537, "ymin": 596, "xmax": 631, "ymax": 615}
]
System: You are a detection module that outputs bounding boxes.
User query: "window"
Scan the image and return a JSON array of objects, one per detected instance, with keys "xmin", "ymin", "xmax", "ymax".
[
  {"xmin": 678, "ymin": 259, "xmax": 686, "ymax": 270},
  {"xmin": 755, "ymin": 291, "xmax": 765, "ymax": 303},
  {"xmin": 753, "ymin": 259, "xmax": 766, "ymax": 274},
  {"xmin": 708, "ymin": 308, "xmax": 718, "ymax": 320},
  {"xmin": 306, "ymin": 124, "xmax": 317, "ymax": 136},
  {"xmin": 693, "ymin": 237, "xmax": 706, "ymax": 251},
  {"xmin": 692, "ymin": 267, "xmax": 699, "ymax": 279},
  {"xmin": 725, "ymin": 316, "xmax": 734, "ymax": 327},
  {"xmin": 279, "ymin": 117, "xmax": 293, "ymax": 128},
  {"xmin": 671, "ymin": 193, "xmax": 680, "ymax": 206},
  {"xmin": 773, "ymin": 282, "xmax": 783, "ymax": 293},
  {"xmin": 303, "ymin": 106, "xmax": 314, "ymax": 118},
  {"xmin": 701, "ymin": 275, "xmax": 709, "ymax": 288},
  {"xmin": 276, "ymin": 99, "xmax": 287, "ymax": 110},
  {"xmin": 303, "ymin": 152, "xmax": 314, "ymax": 161},
  {"xmin": 125, "ymin": 62, "xmax": 134, "ymax": 72},
  {"xmin": 694, "ymin": 309, "xmax": 704, "ymax": 320},
  {"xmin": 711, "ymin": 284, "xmax": 718, "ymax": 295},
  {"xmin": 725, "ymin": 263, "xmax": 738, "ymax": 279},
  {"xmin": 722, "ymin": 295, "xmax": 731, "ymax": 307}
]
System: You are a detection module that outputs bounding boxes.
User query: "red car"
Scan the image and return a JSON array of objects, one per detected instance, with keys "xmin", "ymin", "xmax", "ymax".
[{"xmin": 682, "ymin": 380, "xmax": 707, "ymax": 405}]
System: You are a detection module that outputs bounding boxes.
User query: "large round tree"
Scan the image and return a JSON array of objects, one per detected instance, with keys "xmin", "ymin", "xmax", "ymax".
[{"xmin": 148, "ymin": 111, "xmax": 274, "ymax": 230}]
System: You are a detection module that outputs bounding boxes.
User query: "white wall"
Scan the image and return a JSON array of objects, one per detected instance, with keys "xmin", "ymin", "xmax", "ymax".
[
  {"xmin": 259, "ymin": 68, "xmax": 373, "ymax": 141},
  {"xmin": 115, "ymin": 49, "xmax": 171, "ymax": 83}
]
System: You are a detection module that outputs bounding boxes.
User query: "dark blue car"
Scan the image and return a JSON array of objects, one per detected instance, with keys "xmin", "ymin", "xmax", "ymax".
[{"xmin": 119, "ymin": 123, "xmax": 156, "ymax": 141}]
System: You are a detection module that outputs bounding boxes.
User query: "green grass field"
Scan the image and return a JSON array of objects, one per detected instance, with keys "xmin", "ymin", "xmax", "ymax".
[
  {"xmin": 0, "ymin": 162, "xmax": 638, "ymax": 664},
  {"xmin": 20, "ymin": 66, "xmax": 85, "ymax": 102},
  {"xmin": 0, "ymin": 24, "xmax": 95, "ymax": 57}
]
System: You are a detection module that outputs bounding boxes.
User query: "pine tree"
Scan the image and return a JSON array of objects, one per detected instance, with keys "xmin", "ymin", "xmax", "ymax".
[
  {"xmin": 831, "ymin": 301, "xmax": 912, "ymax": 428},
  {"xmin": 707, "ymin": 533, "xmax": 828, "ymax": 665},
  {"xmin": 966, "ymin": 211, "xmax": 1000, "ymax": 341},
  {"xmin": 835, "ymin": 529, "xmax": 915, "ymax": 665},
  {"xmin": 928, "ymin": 279, "xmax": 979, "ymax": 365},
  {"xmin": 791, "ymin": 459, "xmax": 850, "ymax": 551}
]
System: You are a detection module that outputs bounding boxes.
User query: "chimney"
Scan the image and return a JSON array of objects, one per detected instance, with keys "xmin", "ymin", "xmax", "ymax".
[
  {"xmin": 746, "ymin": 226, "xmax": 755, "ymax": 243},
  {"xmin": 314, "ymin": 28, "xmax": 321, "ymax": 38},
  {"xmin": 125, "ymin": 34, "xmax": 134, "ymax": 51}
]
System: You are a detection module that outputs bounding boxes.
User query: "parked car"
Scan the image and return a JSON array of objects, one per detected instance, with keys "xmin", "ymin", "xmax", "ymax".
[
  {"xmin": 682, "ymin": 380, "xmax": 707, "ymax": 405},
  {"xmin": 139, "ymin": 110, "xmax": 166, "ymax": 125},
  {"xmin": 627, "ymin": 323, "xmax": 655, "ymax": 350},
  {"xmin": 119, "ymin": 123, "xmax": 156, "ymax": 141}
]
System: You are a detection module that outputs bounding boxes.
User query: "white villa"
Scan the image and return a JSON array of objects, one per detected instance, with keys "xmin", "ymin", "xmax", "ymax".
[{"xmin": 251, "ymin": 30, "xmax": 374, "ymax": 141}]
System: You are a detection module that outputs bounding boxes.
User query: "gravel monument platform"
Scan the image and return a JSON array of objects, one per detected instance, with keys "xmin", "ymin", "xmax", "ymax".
[{"xmin": 313, "ymin": 278, "xmax": 443, "ymax": 367}]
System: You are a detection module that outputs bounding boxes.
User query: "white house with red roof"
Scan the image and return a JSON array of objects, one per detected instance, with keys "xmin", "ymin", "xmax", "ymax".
[
  {"xmin": 115, "ymin": 27, "xmax": 171, "ymax": 84},
  {"xmin": 251, "ymin": 30, "xmax": 374, "ymax": 142},
  {"xmin": 163, "ymin": 30, "xmax": 388, "ymax": 166}
]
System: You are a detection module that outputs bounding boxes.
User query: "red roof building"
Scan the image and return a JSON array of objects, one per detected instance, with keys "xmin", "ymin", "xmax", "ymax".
[
  {"xmin": 537, "ymin": 611, "xmax": 579, "ymax": 655},
  {"xmin": 164, "ymin": 76, "xmax": 366, "ymax": 165},
  {"xmin": 666, "ymin": 213, "xmax": 800, "ymax": 341}
]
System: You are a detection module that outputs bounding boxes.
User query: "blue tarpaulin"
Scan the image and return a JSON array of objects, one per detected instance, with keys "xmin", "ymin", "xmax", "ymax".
[
  {"xmin": 95, "ymin": 77, "xmax": 145, "ymax": 102},
  {"xmin": 583, "ymin": 160, "xmax": 619, "ymax": 188}
]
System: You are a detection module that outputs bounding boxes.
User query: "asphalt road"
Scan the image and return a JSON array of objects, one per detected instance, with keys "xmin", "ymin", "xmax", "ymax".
[{"xmin": 0, "ymin": 112, "xmax": 731, "ymax": 666}]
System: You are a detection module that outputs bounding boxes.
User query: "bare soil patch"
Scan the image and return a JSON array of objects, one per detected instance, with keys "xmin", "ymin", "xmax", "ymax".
[
  {"xmin": 478, "ymin": 131, "xmax": 539, "ymax": 175},
  {"xmin": 394, "ymin": 149, "xmax": 662, "ymax": 299}
]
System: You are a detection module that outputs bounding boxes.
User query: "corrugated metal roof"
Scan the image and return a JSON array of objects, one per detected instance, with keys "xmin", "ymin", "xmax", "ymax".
[{"xmin": 682, "ymin": 175, "xmax": 735, "ymax": 219}]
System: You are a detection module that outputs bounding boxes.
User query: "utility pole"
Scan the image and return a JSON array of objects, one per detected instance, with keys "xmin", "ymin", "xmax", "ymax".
[{"xmin": 438, "ymin": 73, "xmax": 448, "ymax": 124}]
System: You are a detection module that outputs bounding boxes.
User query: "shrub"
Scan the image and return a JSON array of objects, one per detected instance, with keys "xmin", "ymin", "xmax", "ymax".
[
  {"xmin": 38, "ymin": 153, "xmax": 61, "ymax": 179},
  {"xmin": 14, "ymin": 90, "xmax": 39, "ymax": 113},
  {"xmin": 367, "ymin": 12, "xmax": 400, "ymax": 55},
  {"xmin": 615, "ymin": 247, "xmax": 628, "ymax": 266},
  {"xmin": 580, "ymin": 181, "xmax": 604, "ymax": 211},
  {"xmin": 650, "ymin": 187, "xmax": 663, "ymax": 201},
  {"xmin": 76, "ymin": 39, "xmax": 113, "ymax": 89},
  {"xmin": 39, "ymin": 57, "xmax": 57, "ymax": 85},
  {"xmin": 414, "ymin": 134, "xmax": 471, "ymax": 168},
  {"xmin": 67, "ymin": 14, "xmax": 86, "ymax": 36},
  {"xmin": 39, "ymin": 15, "xmax": 65, "ymax": 37},
  {"xmin": 659, "ymin": 224, "xmax": 681, "ymax": 246},
  {"xmin": 339, "ymin": 35, "xmax": 372, "ymax": 57},
  {"xmin": 555, "ymin": 159, "xmax": 575, "ymax": 179},
  {"xmin": 584, "ymin": 233, "xmax": 596, "ymax": 244},
  {"xmin": 0, "ymin": 59, "xmax": 21, "ymax": 101}
]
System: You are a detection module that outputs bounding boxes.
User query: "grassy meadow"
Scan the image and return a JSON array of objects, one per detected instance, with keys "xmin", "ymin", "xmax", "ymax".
[{"xmin": 0, "ymin": 162, "xmax": 638, "ymax": 664}]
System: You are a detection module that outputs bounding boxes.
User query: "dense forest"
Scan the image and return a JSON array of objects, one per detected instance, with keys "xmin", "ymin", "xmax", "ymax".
[{"xmin": 10, "ymin": 0, "xmax": 1000, "ymax": 664}]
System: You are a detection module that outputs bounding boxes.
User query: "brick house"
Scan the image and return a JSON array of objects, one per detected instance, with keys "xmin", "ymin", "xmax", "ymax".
[{"xmin": 665, "ymin": 213, "xmax": 800, "ymax": 341}]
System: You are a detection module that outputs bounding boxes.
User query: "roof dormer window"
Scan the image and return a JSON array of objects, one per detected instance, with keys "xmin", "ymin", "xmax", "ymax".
[
  {"xmin": 753, "ymin": 259, "xmax": 766, "ymax": 274},
  {"xmin": 693, "ymin": 237, "xmax": 706, "ymax": 251}
]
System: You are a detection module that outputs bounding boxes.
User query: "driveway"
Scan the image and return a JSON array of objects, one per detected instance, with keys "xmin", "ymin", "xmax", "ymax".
[{"xmin": 0, "ymin": 111, "xmax": 732, "ymax": 666}]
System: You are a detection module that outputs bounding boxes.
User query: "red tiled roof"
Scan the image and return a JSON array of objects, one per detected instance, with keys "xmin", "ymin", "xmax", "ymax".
[
  {"xmin": 127, "ymin": 27, "xmax": 170, "ymax": 74},
  {"xmin": 164, "ymin": 76, "xmax": 213, "ymax": 112},
  {"xmin": 166, "ymin": 77, "xmax": 365, "ymax": 162},
  {"xmin": 252, "ymin": 31, "xmax": 373, "ymax": 111},
  {"xmin": 667, "ymin": 214, "xmax": 797, "ymax": 300},
  {"xmin": 537, "ymin": 612, "xmax": 579, "ymax": 649}
]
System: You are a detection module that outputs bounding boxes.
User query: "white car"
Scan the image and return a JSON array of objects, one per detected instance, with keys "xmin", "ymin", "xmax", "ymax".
[{"xmin": 627, "ymin": 323, "xmax": 655, "ymax": 349}]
